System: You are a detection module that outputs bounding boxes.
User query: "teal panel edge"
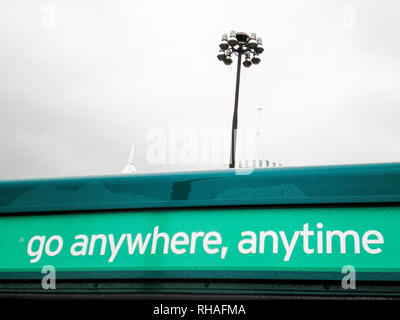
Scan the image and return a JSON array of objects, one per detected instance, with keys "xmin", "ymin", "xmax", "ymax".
[{"xmin": 0, "ymin": 163, "xmax": 399, "ymax": 214}]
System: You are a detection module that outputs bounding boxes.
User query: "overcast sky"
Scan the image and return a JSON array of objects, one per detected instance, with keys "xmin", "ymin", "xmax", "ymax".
[{"xmin": 0, "ymin": 0, "xmax": 399, "ymax": 180}]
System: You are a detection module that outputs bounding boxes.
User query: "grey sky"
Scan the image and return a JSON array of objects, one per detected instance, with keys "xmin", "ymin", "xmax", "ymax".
[{"xmin": 0, "ymin": 0, "xmax": 399, "ymax": 179}]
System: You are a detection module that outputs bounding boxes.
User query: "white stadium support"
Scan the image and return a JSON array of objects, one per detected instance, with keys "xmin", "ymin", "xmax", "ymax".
[{"xmin": 121, "ymin": 144, "xmax": 137, "ymax": 174}]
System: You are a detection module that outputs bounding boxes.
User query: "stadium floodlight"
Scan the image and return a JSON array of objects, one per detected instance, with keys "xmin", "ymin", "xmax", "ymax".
[{"xmin": 216, "ymin": 31, "xmax": 264, "ymax": 168}]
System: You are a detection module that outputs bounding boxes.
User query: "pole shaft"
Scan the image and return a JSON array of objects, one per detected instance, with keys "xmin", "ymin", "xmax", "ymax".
[{"xmin": 229, "ymin": 50, "xmax": 242, "ymax": 168}]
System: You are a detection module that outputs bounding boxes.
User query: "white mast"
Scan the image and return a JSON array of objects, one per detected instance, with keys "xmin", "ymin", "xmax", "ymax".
[
  {"xmin": 255, "ymin": 106, "xmax": 262, "ymax": 164},
  {"xmin": 121, "ymin": 144, "xmax": 137, "ymax": 174}
]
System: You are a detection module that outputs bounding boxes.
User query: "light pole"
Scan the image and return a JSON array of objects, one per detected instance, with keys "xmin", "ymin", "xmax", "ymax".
[{"xmin": 217, "ymin": 31, "xmax": 264, "ymax": 168}]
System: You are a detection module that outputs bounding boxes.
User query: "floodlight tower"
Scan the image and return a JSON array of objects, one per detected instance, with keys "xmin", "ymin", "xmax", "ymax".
[{"xmin": 217, "ymin": 31, "xmax": 264, "ymax": 168}]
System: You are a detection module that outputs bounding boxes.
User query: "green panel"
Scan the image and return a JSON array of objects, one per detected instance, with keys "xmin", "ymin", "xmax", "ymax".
[{"xmin": 0, "ymin": 206, "xmax": 399, "ymax": 279}]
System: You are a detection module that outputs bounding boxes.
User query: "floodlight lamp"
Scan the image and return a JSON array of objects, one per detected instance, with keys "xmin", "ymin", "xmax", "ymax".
[
  {"xmin": 228, "ymin": 30, "xmax": 238, "ymax": 47},
  {"xmin": 243, "ymin": 55, "xmax": 252, "ymax": 68},
  {"xmin": 255, "ymin": 37, "xmax": 264, "ymax": 54},
  {"xmin": 251, "ymin": 53, "xmax": 261, "ymax": 64},
  {"xmin": 217, "ymin": 49, "xmax": 225, "ymax": 61},
  {"xmin": 223, "ymin": 50, "xmax": 233, "ymax": 65},
  {"xmin": 224, "ymin": 55, "xmax": 233, "ymax": 65},
  {"xmin": 248, "ymin": 33, "xmax": 257, "ymax": 49},
  {"xmin": 219, "ymin": 34, "xmax": 229, "ymax": 50}
]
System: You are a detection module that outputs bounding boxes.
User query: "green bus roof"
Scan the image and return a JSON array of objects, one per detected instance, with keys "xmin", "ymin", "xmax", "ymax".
[{"xmin": 0, "ymin": 162, "xmax": 399, "ymax": 214}]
